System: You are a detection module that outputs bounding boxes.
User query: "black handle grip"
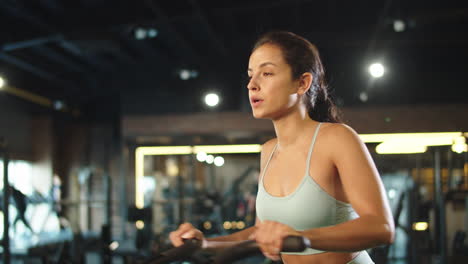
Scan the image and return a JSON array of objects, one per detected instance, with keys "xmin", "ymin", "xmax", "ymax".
[
  {"xmin": 282, "ymin": 235, "xmax": 310, "ymax": 252},
  {"xmin": 213, "ymin": 235, "xmax": 309, "ymax": 264}
]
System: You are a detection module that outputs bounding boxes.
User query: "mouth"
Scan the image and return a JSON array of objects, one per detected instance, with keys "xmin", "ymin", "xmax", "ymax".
[{"xmin": 250, "ymin": 97, "xmax": 264, "ymax": 107}]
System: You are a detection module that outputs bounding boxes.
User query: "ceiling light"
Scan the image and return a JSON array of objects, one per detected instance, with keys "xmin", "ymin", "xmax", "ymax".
[
  {"xmin": 134, "ymin": 28, "xmax": 147, "ymax": 40},
  {"xmin": 204, "ymin": 93, "xmax": 219, "ymax": 107},
  {"xmin": 196, "ymin": 152, "xmax": 207, "ymax": 162},
  {"xmin": 53, "ymin": 100, "xmax": 65, "ymax": 110},
  {"xmin": 359, "ymin": 91, "xmax": 368, "ymax": 102},
  {"xmin": 193, "ymin": 144, "xmax": 261, "ymax": 154},
  {"xmin": 206, "ymin": 155, "xmax": 214, "ymax": 164},
  {"xmin": 0, "ymin": 76, "xmax": 5, "ymax": 89},
  {"xmin": 369, "ymin": 63, "xmax": 385, "ymax": 78},
  {"xmin": 376, "ymin": 141, "xmax": 427, "ymax": 154},
  {"xmin": 452, "ymin": 136, "xmax": 467, "ymax": 153},
  {"xmin": 413, "ymin": 222, "xmax": 428, "ymax": 231},
  {"xmin": 147, "ymin": 28, "xmax": 158, "ymax": 38},
  {"xmin": 214, "ymin": 156, "xmax": 225, "ymax": 167},
  {"xmin": 179, "ymin": 69, "xmax": 191, "ymax": 80},
  {"xmin": 393, "ymin": 20, "xmax": 406, "ymax": 32}
]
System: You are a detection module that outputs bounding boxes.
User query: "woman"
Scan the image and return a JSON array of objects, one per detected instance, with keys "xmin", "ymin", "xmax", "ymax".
[{"xmin": 170, "ymin": 31, "xmax": 394, "ymax": 264}]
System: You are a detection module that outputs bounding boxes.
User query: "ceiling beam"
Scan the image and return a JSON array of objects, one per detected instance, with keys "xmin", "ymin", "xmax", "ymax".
[
  {"xmin": 143, "ymin": 0, "xmax": 202, "ymax": 65},
  {"xmin": 32, "ymin": 45, "xmax": 89, "ymax": 74},
  {"xmin": 0, "ymin": 52, "xmax": 80, "ymax": 91},
  {"xmin": 1, "ymin": 36, "xmax": 61, "ymax": 52},
  {"xmin": 1, "ymin": 2, "xmax": 111, "ymax": 72},
  {"xmin": 188, "ymin": 0, "xmax": 228, "ymax": 58}
]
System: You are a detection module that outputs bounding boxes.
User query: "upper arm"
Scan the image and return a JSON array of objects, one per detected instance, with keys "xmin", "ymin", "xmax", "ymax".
[{"xmin": 328, "ymin": 124, "xmax": 393, "ymax": 224}]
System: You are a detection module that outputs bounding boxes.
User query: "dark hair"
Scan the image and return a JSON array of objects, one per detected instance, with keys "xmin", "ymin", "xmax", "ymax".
[{"xmin": 252, "ymin": 31, "xmax": 341, "ymax": 123}]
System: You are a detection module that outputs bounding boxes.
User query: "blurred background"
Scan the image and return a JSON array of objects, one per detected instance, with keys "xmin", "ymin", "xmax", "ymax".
[{"xmin": 0, "ymin": 0, "xmax": 467, "ymax": 263}]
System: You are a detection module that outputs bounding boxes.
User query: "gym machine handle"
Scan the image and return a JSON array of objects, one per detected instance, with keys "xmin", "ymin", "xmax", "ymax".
[{"xmin": 213, "ymin": 235, "xmax": 310, "ymax": 264}]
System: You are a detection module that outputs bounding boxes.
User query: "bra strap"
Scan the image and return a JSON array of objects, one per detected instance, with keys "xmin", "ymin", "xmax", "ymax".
[
  {"xmin": 260, "ymin": 143, "xmax": 277, "ymax": 183},
  {"xmin": 305, "ymin": 123, "xmax": 322, "ymax": 172}
]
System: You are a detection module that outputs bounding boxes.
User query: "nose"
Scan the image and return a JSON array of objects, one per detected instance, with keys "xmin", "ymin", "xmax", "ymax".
[{"xmin": 247, "ymin": 75, "xmax": 259, "ymax": 91}]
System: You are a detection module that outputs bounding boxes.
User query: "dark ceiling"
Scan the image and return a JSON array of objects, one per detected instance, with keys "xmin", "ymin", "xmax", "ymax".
[{"xmin": 1, "ymin": 0, "xmax": 467, "ymax": 118}]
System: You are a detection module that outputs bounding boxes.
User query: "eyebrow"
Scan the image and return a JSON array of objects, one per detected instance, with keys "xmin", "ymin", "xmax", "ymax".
[{"xmin": 247, "ymin": 62, "xmax": 277, "ymax": 72}]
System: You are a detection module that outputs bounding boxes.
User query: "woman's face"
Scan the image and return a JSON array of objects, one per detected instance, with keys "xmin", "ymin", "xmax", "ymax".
[{"xmin": 247, "ymin": 44, "xmax": 302, "ymax": 119}]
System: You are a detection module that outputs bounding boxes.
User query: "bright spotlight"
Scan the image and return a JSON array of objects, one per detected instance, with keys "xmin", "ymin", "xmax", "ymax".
[
  {"xmin": 196, "ymin": 152, "xmax": 207, "ymax": 162},
  {"xmin": 393, "ymin": 20, "xmax": 406, "ymax": 32},
  {"xmin": 359, "ymin": 92, "xmax": 368, "ymax": 102},
  {"xmin": 134, "ymin": 28, "xmax": 147, "ymax": 40},
  {"xmin": 0, "ymin": 76, "xmax": 5, "ymax": 89},
  {"xmin": 412, "ymin": 222, "xmax": 428, "ymax": 231},
  {"xmin": 109, "ymin": 241, "xmax": 120, "ymax": 251},
  {"xmin": 179, "ymin": 69, "xmax": 191, "ymax": 80},
  {"xmin": 147, "ymin": 28, "xmax": 158, "ymax": 38},
  {"xmin": 204, "ymin": 93, "xmax": 219, "ymax": 107},
  {"xmin": 206, "ymin": 155, "xmax": 214, "ymax": 164},
  {"xmin": 203, "ymin": 221, "xmax": 212, "ymax": 230},
  {"xmin": 452, "ymin": 143, "xmax": 467, "ymax": 154},
  {"xmin": 53, "ymin": 100, "xmax": 65, "ymax": 110},
  {"xmin": 452, "ymin": 136, "xmax": 467, "ymax": 153},
  {"xmin": 223, "ymin": 221, "xmax": 232, "ymax": 230},
  {"xmin": 135, "ymin": 220, "xmax": 145, "ymax": 230},
  {"xmin": 369, "ymin": 63, "xmax": 385, "ymax": 78},
  {"xmin": 214, "ymin": 156, "xmax": 225, "ymax": 167}
]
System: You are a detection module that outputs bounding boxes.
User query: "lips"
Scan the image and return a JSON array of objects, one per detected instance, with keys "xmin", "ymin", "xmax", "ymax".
[{"xmin": 250, "ymin": 96, "xmax": 264, "ymax": 107}]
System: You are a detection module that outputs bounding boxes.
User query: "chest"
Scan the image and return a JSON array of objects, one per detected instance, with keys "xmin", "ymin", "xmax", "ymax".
[{"xmin": 262, "ymin": 147, "xmax": 338, "ymax": 197}]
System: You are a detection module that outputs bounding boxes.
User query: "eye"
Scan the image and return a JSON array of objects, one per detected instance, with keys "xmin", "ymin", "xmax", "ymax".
[{"xmin": 263, "ymin": 72, "xmax": 273, "ymax": 76}]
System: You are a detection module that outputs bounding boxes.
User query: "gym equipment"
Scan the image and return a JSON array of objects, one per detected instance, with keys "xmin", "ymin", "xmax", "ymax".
[
  {"xmin": 142, "ymin": 235, "xmax": 308, "ymax": 264},
  {"xmin": 1, "ymin": 137, "xmax": 11, "ymax": 264}
]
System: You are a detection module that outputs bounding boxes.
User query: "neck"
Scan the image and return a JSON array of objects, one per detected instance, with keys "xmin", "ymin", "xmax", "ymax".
[{"xmin": 271, "ymin": 105, "xmax": 318, "ymax": 148}]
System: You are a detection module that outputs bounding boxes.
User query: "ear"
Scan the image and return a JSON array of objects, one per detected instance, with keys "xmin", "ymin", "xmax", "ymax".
[{"xmin": 297, "ymin": 72, "xmax": 313, "ymax": 95}]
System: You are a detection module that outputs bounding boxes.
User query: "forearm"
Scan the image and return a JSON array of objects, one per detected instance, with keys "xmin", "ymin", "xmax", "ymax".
[
  {"xmin": 205, "ymin": 226, "xmax": 256, "ymax": 248},
  {"xmin": 300, "ymin": 215, "xmax": 394, "ymax": 252}
]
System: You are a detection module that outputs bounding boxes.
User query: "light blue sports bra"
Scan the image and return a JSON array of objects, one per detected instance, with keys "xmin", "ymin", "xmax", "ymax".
[{"xmin": 256, "ymin": 123, "xmax": 361, "ymax": 255}]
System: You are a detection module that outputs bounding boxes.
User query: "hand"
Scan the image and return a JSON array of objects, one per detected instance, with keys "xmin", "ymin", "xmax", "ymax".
[
  {"xmin": 250, "ymin": 221, "xmax": 301, "ymax": 261},
  {"xmin": 169, "ymin": 223, "xmax": 204, "ymax": 247}
]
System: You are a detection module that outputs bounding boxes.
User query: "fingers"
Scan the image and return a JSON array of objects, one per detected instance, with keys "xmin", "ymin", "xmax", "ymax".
[
  {"xmin": 264, "ymin": 252, "xmax": 281, "ymax": 261},
  {"xmin": 169, "ymin": 223, "xmax": 203, "ymax": 247},
  {"xmin": 253, "ymin": 221, "xmax": 297, "ymax": 260}
]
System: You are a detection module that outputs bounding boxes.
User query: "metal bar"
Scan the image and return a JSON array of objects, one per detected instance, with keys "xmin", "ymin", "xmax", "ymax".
[
  {"xmin": 106, "ymin": 172, "xmax": 112, "ymax": 264},
  {"xmin": 189, "ymin": 0, "xmax": 228, "ymax": 58},
  {"xmin": 0, "ymin": 52, "xmax": 79, "ymax": 91},
  {"xmin": 2, "ymin": 85, "xmax": 52, "ymax": 108},
  {"xmin": 1, "ymin": 2, "xmax": 109, "ymax": 73},
  {"xmin": 1, "ymin": 36, "xmax": 61, "ymax": 52},
  {"xmin": 177, "ymin": 172, "xmax": 184, "ymax": 224},
  {"xmin": 143, "ymin": 0, "xmax": 202, "ymax": 64},
  {"xmin": 1, "ymin": 137, "xmax": 11, "ymax": 264},
  {"xmin": 0, "ymin": 52, "xmax": 62, "ymax": 83},
  {"xmin": 33, "ymin": 45, "xmax": 88, "ymax": 74},
  {"xmin": 103, "ymin": 172, "xmax": 112, "ymax": 264},
  {"xmin": 433, "ymin": 147, "xmax": 447, "ymax": 263}
]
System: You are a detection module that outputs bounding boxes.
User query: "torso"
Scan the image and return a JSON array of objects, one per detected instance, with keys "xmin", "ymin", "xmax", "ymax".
[
  {"xmin": 258, "ymin": 122, "xmax": 360, "ymax": 263},
  {"xmin": 262, "ymin": 123, "xmax": 345, "ymax": 202}
]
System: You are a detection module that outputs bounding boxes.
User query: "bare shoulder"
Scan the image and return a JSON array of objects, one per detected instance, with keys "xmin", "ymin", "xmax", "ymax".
[
  {"xmin": 317, "ymin": 122, "xmax": 367, "ymax": 160},
  {"xmin": 262, "ymin": 137, "xmax": 278, "ymax": 150},
  {"xmin": 319, "ymin": 122, "xmax": 362, "ymax": 144}
]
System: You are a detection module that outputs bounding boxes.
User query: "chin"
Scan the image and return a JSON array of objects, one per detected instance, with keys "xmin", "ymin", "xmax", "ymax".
[{"xmin": 252, "ymin": 110, "xmax": 270, "ymax": 120}]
